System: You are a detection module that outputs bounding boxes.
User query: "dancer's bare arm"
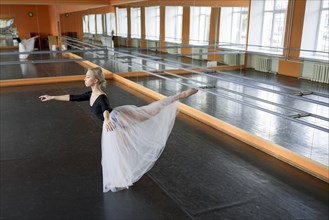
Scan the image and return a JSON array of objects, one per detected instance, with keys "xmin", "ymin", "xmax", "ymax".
[
  {"xmin": 39, "ymin": 95, "xmax": 70, "ymax": 102},
  {"xmin": 103, "ymin": 110, "xmax": 116, "ymax": 132}
]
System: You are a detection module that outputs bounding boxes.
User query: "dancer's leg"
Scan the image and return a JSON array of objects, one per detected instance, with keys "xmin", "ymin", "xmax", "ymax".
[
  {"xmin": 111, "ymin": 88, "xmax": 198, "ymax": 128},
  {"xmin": 173, "ymin": 88, "xmax": 198, "ymax": 100},
  {"xmin": 140, "ymin": 88, "xmax": 198, "ymax": 116}
]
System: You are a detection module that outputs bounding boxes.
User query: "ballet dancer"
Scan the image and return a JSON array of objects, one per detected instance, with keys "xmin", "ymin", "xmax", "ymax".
[
  {"xmin": 19, "ymin": 35, "xmax": 39, "ymax": 59},
  {"xmin": 39, "ymin": 67, "xmax": 198, "ymax": 192}
]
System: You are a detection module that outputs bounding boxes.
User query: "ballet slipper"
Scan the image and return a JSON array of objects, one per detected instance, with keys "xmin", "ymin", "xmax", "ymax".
[{"xmin": 178, "ymin": 88, "xmax": 198, "ymax": 99}]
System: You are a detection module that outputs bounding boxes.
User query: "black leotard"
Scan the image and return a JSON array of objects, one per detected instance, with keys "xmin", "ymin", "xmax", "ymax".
[{"xmin": 69, "ymin": 91, "xmax": 112, "ymax": 121}]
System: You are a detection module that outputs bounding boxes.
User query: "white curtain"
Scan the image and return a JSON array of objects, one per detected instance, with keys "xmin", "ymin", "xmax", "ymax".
[
  {"xmin": 219, "ymin": 7, "xmax": 248, "ymax": 49},
  {"xmin": 145, "ymin": 6, "xmax": 160, "ymax": 40},
  {"xmin": 165, "ymin": 6, "xmax": 183, "ymax": 43},
  {"xmin": 116, "ymin": 8, "xmax": 128, "ymax": 37},
  {"xmin": 105, "ymin": 13, "xmax": 116, "ymax": 36},
  {"xmin": 300, "ymin": 0, "xmax": 329, "ymax": 61},
  {"xmin": 131, "ymin": 7, "xmax": 141, "ymax": 39},
  {"xmin": 96, "ymin": 14, "xmax": 103, "ymax": 34},
  {"xmin": 189, "ymin": 6, "xmax": 211, "ymax": 45},
  {"xmin": 247, "ymin": 0, "xmax": 288, "ymax": 54},
  {"xmin": 83, "ymin": 15, "xmax": 89, "ymax": 33},
  {"xmin": 89, "ymin": 14, "xmax": 96, "ymax": 34}
]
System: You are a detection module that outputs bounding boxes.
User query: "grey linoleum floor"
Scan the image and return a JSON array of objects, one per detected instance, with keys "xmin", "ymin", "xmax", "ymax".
[{"xmin": 1, "ymin": 81, "xmax": 328, "ymax": 220}]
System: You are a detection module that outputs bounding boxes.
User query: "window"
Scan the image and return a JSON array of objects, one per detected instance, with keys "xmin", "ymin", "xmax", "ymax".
[
  {"xmin": 165, "ymin": 6, "xmax": 183, "ymax": 43},
  {"xmin": 116, "ymin": 8, "xmax": 128, "ymax": 37},
  {"xmin": 89, "ymin": 14, "xmax": 96, "ymax": 34},
  {"xmin": 219, "ymin": 7, "xmax": 248, "ymax": 49},
  {"xmin": 189, "ymin": 6, "xmax": 211, "ymax": 45},
  {"xmin": 131, "ymin": 7, "xmax": 141, "ymax": 39},
  {"xmin": 301, "ymin": 0, "xmax": 329, "ymax": 60},
  {"xmin": 83, "ymin": 15, "xmax": 89, "ymax": 33},
  {"xmin": 145, "ymin": 6, "xmax": 160, "ymax": 40},
  {"xmin": 96, "ymin": 14, "xmax": 103, "ymax": 34},
  {"xmin": 248, "ymin": 0, "xmax": 288, "ymax": 54},
  {"xmin": 104, "ymin": 13, "xmax": 116, "ymax": 36}
]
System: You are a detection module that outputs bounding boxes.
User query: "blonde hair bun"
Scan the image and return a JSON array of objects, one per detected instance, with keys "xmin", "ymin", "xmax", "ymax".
[{"xmin": 90, "ymin": 67, "xmax": 106, "ymax": 88}]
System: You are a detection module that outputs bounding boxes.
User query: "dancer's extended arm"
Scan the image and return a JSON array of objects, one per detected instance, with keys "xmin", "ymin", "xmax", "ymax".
[{"xmin": 39, "ymin": 94, "xmax": 70, "ymax": 102}]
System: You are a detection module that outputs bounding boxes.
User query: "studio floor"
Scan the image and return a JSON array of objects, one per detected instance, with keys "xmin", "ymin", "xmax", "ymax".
[
  {"xmin": 1, "ymin": 80, "xmax": 328, "ymax": 220},
  {"xmin": 0, "ymin": 48, "xmax": 328, "ymax": 219}
]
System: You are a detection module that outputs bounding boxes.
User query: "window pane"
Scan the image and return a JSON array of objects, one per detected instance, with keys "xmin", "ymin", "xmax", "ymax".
[
  {"xmin": 116, "ymin": 8, "xmax": 127, "ymax": 37},
  {"xmin": 145, "ymin": 6, "xmax": 160, "ymax": 40},
  {"xmin": 131, "ymin": 7, "xmax": 141, "ymax": 38},
  {"xmin": 262, "ymin": 12, "xmax": 273, "ymax": 47},
  {"xmin": 189, "ymin": 6, "xmax": 211, "ymax": 45},
  {"xmin": 317, "ymin": 10, "xmax": 329, "ymax": 53},
  {"xmin": 83, "ymin": 15, "xmax": 89, "ymax": 33},
  {"xmin": 105, "ymin": 13, "xmax": 116, "ymax": 35},
  {"xmin": 275, "ymin": 0, "xmax": 288, "ymax": 10},
  {"xmin": 96, "ymin": 14, "xmax": 103, "ymax": 34},
  {"xmin": 272, "ymin": 13, "xmax": 285, "ymax": 48},
  {"xmin": 301, "ymin": 0, "xmax": 329, "ymax": 60},
  {"xmin": 89, "ymin": 14, "xmax": 96, "ymax": 34},
  {"xmin": 165, "ymin": 6, "xmax": 183, "ymax": 43},
  {"xmin": 265, "ymin": 0, "xmax": 274, "ymax": 10}
]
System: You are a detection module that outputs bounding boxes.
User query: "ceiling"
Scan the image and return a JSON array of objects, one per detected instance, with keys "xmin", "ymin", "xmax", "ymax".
[{"xmin": 0, "ymin": 0, "xmax": 146, "ymax": 6}]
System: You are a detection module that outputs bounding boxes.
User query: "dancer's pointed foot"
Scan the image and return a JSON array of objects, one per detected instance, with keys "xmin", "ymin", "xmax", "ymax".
[{"xmin": 178, "ymin": 88, "xmax": 198, "ymax": 99}]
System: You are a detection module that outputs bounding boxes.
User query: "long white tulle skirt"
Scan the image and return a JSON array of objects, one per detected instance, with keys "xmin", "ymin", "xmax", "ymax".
[{"xmin": 101, "ymin": 95, "xmax": 179, "ymax": 192}]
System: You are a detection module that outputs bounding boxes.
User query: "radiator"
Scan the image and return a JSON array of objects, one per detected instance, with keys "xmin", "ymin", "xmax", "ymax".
[
  {"xmin": 255, "ymin": 57, "xmax": 272, "ymax": 72},
  {"xmin": 312, "ymin": 63, "xmax": 329, "ymax": 84},
  {"xmin": 146, "ymin": 41, "xmax": 157, "ymax": 51},
  {"xmin": 131, "ymin": 39, "xmax": 140, "ymax": 48},
  {"xmin": 223, "ymin": 54, "xmax": 239, "ymax": 65}
]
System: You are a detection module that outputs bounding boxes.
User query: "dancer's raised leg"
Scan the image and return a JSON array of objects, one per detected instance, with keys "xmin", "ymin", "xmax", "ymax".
[
  {"xmin": 174, "ymin": 88, "xmax": 198, "ymax": 100},
  {"xmin": 139, "ymin": 88, "xmax": 198, "ymax": 117}
]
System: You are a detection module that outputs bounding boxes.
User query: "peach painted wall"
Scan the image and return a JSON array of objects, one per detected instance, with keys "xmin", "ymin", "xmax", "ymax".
[
  {"xmin": 0, "ymin": 4, "xmax": 55, "ymax": 39},
  {"xmin": 60, "ymin": 6, "xmax": 115, "ymax": 39},
  {"xmin": 278, "ymin": 0, "xmax": 306, "ymax": 77}
]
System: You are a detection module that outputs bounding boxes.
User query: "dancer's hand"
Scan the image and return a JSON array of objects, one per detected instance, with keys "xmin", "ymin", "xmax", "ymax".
[
  {"xmin": 104, "ymin": 119, "xmax": 115, "ymax": 132},
  {"xmin": 39, "ymin": 95, "xmax": 53, "ymax": 102}
]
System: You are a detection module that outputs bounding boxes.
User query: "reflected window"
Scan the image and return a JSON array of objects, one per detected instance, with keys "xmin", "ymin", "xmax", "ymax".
[
  {"xmin": 145, "ymin": 6, "xmax": 160, "ymax": 40},
  {"xmin": 96, "ymin": 14, "xmax": 103, "ymax": 34},
  {"xmin": 104, "ymin": 13, "xmax": 116, "ymax": 36},
  {"xmin": 219, "ymin": 7, "xmax": 248, "ymax": 49},
  {"xmin": 131, "ymin": 7, "xmax": 141, "ymax": 39},
  {"xmin": 89, "ymin": 14, "xmax": 96, "ymax": 34},
  {"xmin": 83, "ymin": 15, "xmax": 89, "ymax": 33},
  {"xmin": 0, "ymin": 18, "xmax": 15, "ymax": 36},
  {"xmin": 301, "ymin": 0, "xmax": 329, "ymax": 61},
  {"xmin": 189, "ymin": 6, "xmax": 211, "ymax": 45},
  {"xmin": 248, "ymin": 0, "xmax": 288, "ymax": 54},
  {"xmin": 165, "ymin": 6, "xmax": 183, "ymax": 43},
  {"xmin": 116, "ymin": 8, "xmax": 128, "ymax": 37}
]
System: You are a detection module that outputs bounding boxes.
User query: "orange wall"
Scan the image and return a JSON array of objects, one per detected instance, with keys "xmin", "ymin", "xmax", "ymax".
[
  {"xmin": 0, "ymin": 4, "xmax": 55, "ymax": 39},
  {"xmin": 278, "ymin": 0, "xmax": 306, "ymax": 77},
  {"xmin": 60, "ymin": 6, "xmax": 115, "ymax": 39}
]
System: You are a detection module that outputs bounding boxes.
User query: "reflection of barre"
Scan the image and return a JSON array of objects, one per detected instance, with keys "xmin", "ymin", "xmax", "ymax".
[{"xmin": 198, "ymin": 85, "xmax": 216, "ymax": 89}]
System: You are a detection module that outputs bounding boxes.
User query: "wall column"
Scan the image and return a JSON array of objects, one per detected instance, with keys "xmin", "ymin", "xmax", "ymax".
[{"xmin": 278, "ymin": 0, "xmax": 307, "ymax": 77}]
